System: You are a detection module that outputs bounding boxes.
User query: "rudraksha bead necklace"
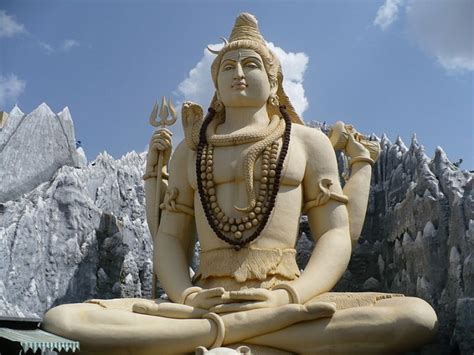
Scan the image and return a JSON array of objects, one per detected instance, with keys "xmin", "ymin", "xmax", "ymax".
[{"xmin": 196, "ymin": 106, "xmax": 292, "ymax": 250}]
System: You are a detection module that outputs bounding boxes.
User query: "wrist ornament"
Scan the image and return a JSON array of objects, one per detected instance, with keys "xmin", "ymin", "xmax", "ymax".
[
  {"xmin": 202, "ymin": 312, "xmax": 225, "ymax": 349},
  {"xmin": 349, "ymin": 156, "xmax": 375, "ymax": 167},
  {"xmin": 273, "ymin": 283, "xmax": 301, "ymax": 304},
  {"xmin": 180, "ymin": 286, "xmax": 202, "ymax": 305}
]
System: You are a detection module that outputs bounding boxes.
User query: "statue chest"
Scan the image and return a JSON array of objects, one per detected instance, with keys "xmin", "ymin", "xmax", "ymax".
[{"xmin": 187, "ymin": 138, "xmax": 304, "ymax": 189}]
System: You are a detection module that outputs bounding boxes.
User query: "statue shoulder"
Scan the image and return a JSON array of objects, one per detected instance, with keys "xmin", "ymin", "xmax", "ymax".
[
  {"xmin": 291, "ymin": 124, "xmax": 335, "ymax": 162},
  {"xmin": 169, "ymin": 139, "xmax": 193, "ymax": 171}
]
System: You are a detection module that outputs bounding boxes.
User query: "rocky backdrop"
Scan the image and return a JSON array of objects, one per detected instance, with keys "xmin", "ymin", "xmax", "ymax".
[{"xmin": 0, "ymin": 104, "xmax": 472, "ymax": 354}]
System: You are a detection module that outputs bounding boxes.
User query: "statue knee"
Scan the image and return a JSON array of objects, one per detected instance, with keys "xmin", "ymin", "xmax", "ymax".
[
  {"xmin": 397, "ymin": 297, "xmax": 438, "ymax": 344},
  {"xmin": 42, "ymin": 304, "xmax": 84, "ymax": 335}
]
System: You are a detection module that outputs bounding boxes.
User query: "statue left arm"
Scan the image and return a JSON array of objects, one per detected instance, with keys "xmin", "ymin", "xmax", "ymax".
[{"xmin": 291, "ymin": 129, "xmax": 352, "ymax": 304}]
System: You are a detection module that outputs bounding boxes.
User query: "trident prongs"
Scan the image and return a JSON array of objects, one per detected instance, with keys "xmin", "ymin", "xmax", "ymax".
[
  {"xmin": 159, "ymin": 97, "xmax": 169, "ymax": 123},
  {"xmin": 149, "ymin": 96, "xmax": 178, "ymax": 128},
  {"xmin": 167, "ymin": 98, "xmax": 177, "ymax": 126},
  {"xmin": 149, "ymin": 100, "xmax": 159, "ymax": 127}
]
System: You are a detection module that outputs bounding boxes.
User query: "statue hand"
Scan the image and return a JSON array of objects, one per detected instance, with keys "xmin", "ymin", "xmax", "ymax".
[
  {"xmin": 133, "ymin": 301, "xmax": 208, "ymax": 319},
  {"xmin": 146, "ymin": 128, "xmax": 173, "ymax": 172},
  {"xmin": 185, "ymin": 287, "xmax": 234, "ymax": 310},
  {"xmin": 209, "ymin": 288, "xmax": 290, "ymax": 313},
  {"xmin": 345, "ymin": 133, "xmax": 370, "ymax": 159}
]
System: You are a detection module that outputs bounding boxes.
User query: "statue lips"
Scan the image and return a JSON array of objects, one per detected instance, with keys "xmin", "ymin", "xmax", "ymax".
[{"xmin": 232, "ymin": 81, "xmax": 247, "ymax": 90}]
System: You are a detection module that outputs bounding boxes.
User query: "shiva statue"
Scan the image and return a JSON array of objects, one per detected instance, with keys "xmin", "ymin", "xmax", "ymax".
[{"xmin": 43, "ymin": 13, "xmax": 437, "ymax": 354}]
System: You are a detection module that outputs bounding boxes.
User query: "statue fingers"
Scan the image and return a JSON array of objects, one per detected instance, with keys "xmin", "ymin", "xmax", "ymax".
[
  {"xmin": 152, "ymin": 141, "xmax": 167, "ymax": 151},
  {"xmin": 152, "ymin": 135, "xmax": 172, "ymax": 147},
  {"xmin": 304, "ymin": 301, "xmax": 337, "ymax": 319},
  {"xmin": 345, "ymin": 133, "xmax": 369, "ymax": 159},
  {"xmin": 132, "ymin": 302, "xmax": 207, "ymax": 319},
  {"xmin": 196, "ymin": 287, "xmax": 226, "ymax": 299},
  {"xmin": 201, "ymin": 297, "xmax": 235, "ymax": 310},
  {"xmin": 226, "ymin": 289, "xmax": 269, "ymax": 301},
  {"xmin": 210, "ymin": 301, "xmax": 266, "ymax": 314},
  {"xmin": 154, "ymin": 131, "xmax": 172, "ymax": 143},
  {"xmin": 153, "ymin": 127, "xmax": 173, "ymax": 137}
]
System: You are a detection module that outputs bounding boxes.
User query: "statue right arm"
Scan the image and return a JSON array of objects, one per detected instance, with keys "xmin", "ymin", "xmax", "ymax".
[{"xmin": 154, "ymin": 141, "xmax": 197, "ymax": 303}]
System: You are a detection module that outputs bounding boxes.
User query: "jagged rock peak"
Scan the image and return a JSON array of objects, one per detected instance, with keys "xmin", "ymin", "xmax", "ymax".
[
  {"xmin": 31, "ymin": 102, "xmax": 54, "ymax": 116},
  {"xmin": 409, "ymin": 134, "xmax": 429, "ymax": 162},
  {"xmin": 434, "ymin": 146, "xmax": 448, "ymax": 162},
  {"xmin": 93, "ymin": 151, "xmax": 115, "ymax": 166},
  {"xmin": 9, "ymin": 104, "xmax": 24, "ymax": 116},
  {"xmin": 433, "ymin": 146, "xmax": 458, "ymax": 170},
  {"xmin": 58, "ymin": 106, "xmax": 71, "ymax": 118},
  {"xmin": 0, "ymin": 102, "xmax": 80, "ymax": 202},
  {"xmin": 380, "ymin": 133, "xmax": 391, "ymax": 147},
  {"xmin": 395, "ymin": 135, "xmax": 408, "ymax": 152}
]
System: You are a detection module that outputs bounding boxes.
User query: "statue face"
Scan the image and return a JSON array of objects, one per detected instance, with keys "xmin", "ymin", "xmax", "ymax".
[{"xmin": 217, "ymin": 49, "xmax": 273, "ymax": 109}]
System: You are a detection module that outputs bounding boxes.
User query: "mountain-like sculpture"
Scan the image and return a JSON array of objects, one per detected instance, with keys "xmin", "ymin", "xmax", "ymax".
[
  {"xmin": 0, "ymin": 103, "xmax": 82, "ymax": 203},
  {"xmin": 0, "ymin": 104, "xmax": 472, "ymax": 353},
  {"xmin": 0, "ymin": 147, "xmax": 153, "ymax": 319}
]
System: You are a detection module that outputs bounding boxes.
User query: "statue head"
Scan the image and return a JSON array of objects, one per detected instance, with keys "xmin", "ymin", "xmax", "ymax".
[{"xmin": 208, "ymin": 13, "xmax": 303, "ymax": 125}]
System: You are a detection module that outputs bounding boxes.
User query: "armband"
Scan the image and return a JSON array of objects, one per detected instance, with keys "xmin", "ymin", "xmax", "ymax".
[
  {"xmin": 273, "ymin": 283, "xmax": 301, "ymax": 304},
  {"xmin": 303, "ymin": 178, "xmax": 348, "ymax": 213},
  {"xmin": 160, "ymin": 187, "xmax": 195, "ymax": 216},
  {"xmin": 142, "ymin": 171, "xmax": 170, "ymax": 180}
]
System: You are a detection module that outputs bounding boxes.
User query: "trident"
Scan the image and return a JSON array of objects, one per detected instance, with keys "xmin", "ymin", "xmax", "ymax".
[
  {"xmin": 149, "ymin": 96, "xmax": 177, "ymax": 298},
  {"xmin": 149, "ymin": 96, "xmax": 177, "ymax": 221}
]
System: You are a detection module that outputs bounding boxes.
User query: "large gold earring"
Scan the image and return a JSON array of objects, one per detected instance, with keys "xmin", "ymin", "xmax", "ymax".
[{"xmin": 268, "ymin": 94, "xmax": 279, "ymax": 107}]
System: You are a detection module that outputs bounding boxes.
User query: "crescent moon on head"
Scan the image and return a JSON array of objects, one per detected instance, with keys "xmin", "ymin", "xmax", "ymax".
[{"xmin": 206, "ymin": 37, "xmax": 229, "ymax": 54}]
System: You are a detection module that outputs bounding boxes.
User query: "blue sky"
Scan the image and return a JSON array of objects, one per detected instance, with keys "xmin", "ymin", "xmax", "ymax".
[{"xmin": 1, "ymin": 0, "xmax": 473, "ymax": 168}]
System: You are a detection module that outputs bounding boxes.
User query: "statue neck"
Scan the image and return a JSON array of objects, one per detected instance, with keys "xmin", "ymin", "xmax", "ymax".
[{"xmin": 218, "ymin": 106, "xmax": 270, "ymax": 134}]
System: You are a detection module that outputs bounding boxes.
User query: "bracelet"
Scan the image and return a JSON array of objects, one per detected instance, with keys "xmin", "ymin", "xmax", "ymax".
[
  {"xmin": 349, "ymin": 156, "xmax": 375, "ymax": 167},
  {"xmin": 180, "ymin": 286, "xmax": 202, "ymax": 305},
  {"xmin": 142, "ymin": 171, "xmax": 170, "ymax": 180},
  {"xmin": 273, "ymin": 283, "xmax": 301, "ymax": 304},
  {"xmin": 203, "ymin": 312, "xmax": 225, "ymax": 349}
]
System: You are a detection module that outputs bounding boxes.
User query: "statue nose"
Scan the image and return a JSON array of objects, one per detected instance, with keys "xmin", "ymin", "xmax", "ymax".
[{"xmin": 234, "ymin": 62, "xmax": 245, "ymax": 80}]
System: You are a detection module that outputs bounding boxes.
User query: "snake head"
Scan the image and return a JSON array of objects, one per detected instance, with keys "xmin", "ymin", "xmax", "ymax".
[{"xmin": 182, "ymin": 101, "xmax": 204, "ymax": 129}]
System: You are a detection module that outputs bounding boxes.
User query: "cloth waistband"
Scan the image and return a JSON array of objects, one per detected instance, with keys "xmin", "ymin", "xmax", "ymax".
[{"xmin": 194, "ymin": 247, "xmax": 301, "ymax": 283}]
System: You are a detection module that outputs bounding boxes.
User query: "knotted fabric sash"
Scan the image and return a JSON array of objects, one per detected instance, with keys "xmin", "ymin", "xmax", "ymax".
[{"xmin": 194, "ymin": 247, "xmax": 300, "ymax": 286}]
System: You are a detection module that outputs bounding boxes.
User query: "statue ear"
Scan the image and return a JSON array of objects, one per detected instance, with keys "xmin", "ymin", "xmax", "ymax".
[{"xmin": 195, "ymin": 346, "xmax": 208, "ymax": 355}]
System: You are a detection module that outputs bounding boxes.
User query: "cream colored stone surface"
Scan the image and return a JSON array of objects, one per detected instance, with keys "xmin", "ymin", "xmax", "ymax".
[{"xmin": 42, "ymin": 12, "xmax": 438, "ymax": 354}]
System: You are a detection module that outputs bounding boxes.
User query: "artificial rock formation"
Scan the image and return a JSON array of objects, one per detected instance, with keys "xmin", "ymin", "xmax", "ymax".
[
  {"xmin": 299, "ymin": 131, "xmax": 473, "ymax": 354},
  {"xmin": 0, "ymin": 105, "xmax": 153, "ymax": 317},
  {"xmin": 0, "ymin": 103, "xmax": 82, "ymax": 203}
]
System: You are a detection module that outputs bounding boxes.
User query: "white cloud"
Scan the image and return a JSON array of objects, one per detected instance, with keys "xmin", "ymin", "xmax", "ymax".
[
  {"xmin": 0, "ymin": 74, "xmax": 26, "ymax": 107},
  {"xmin": 176, "ymin": 45, "xmax": 217, "ymax": 109},
  {"xmin": 39, "ymin": 41, "xmax": 54, "ymax": 54},
  {"xmin": 267, "ymin": 42, "xmax": 309, "ymax": 117},
  {"xmin": 374, "ymin": 0, "xmax": 403, "ymax": 30},
  {"xmin": 39, "ymin": 39, "xmax": 80, "ymax": 54},
  {"xmin": 176, "ymin": 43, "xmax": 309, "ymax": 117},
  {"xmin": 61, "ymin": 39, "xmax": 80, "ymax": 51},
  {"xmin": 406, "ymin": 0, "xmax": 473, "ymax": 71},
  {"xmin": 0, "ymin": 10, "xmax": 26, "ymax": 38}
]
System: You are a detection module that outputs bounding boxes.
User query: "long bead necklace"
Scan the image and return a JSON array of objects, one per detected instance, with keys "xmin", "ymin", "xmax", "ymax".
[{"xmin": 196, "ymin": 106, "xmax": 292, "ymax": 250}]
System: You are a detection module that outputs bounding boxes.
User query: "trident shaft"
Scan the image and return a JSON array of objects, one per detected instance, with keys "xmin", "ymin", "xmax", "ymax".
[{"xmin": 148, "ymin": 96, "xmax": 177, "ymax": 298}]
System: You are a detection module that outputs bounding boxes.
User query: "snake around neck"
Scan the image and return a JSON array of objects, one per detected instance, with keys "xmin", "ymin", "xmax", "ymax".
[{"xmin": 196, "ymin": 106, "xmax": 292, "ymax": 249}]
